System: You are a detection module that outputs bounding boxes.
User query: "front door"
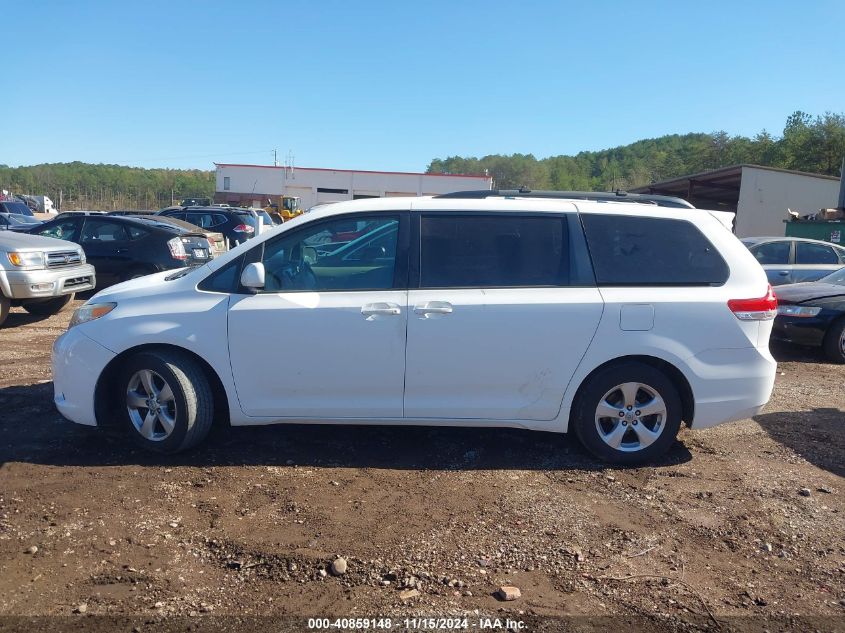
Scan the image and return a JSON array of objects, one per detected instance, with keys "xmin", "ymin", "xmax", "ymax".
[
  {"xmin": 228, "ymin": 212, "xmax": 409, "ymax": 418},
  {"xmin": 79, "ymin": 218, "xmax": 133, "ymax": 286},
  {"xmin": 403, "ymin": 212, "xmax": 603, "ymax": 421}
]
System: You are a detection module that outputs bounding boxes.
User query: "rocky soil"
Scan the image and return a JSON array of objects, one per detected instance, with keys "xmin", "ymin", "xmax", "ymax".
[{"xmin": 0, "ymin": 301, "xmax": 843, "ymax": 632}]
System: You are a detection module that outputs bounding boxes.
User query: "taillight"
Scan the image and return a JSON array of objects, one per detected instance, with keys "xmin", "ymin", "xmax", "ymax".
[
  {"xmin": 167, "ymin": 237, "xmax": 188, "ymax": 261},
  {"xmin": 728, "ymin": 284, "xmax": 777, "ymax": 320},
  {"xmin": 233, "ymin": 224, "xmax": 255, "ymax": 234}
]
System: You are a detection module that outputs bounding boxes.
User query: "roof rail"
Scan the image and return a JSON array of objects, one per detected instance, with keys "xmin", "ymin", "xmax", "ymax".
[{"xmin": 435, "ymin": 189, "xmax": 695, "ymax": 209}]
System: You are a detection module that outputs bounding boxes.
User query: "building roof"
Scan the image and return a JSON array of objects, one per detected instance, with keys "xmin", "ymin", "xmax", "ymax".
[
  {"xmin": 630, "ymin": 164, "xmax": 839, "ymax": 211},
  {"xmin": 214, "ymin": 163, "xmax": 491, "ymax": 180}
]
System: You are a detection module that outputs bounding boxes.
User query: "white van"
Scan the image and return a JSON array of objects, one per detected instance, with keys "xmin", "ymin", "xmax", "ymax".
[{"xmin": 52, "ymin": 193, "xmax": 776, "ymax": 463}]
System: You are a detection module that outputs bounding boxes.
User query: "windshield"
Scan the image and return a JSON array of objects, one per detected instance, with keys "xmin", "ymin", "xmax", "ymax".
[
  {"xmin": 819, "ymin": 267, "xmax": 845, "ymax": 286},
  {"xmin": 2, "ymin": 202, "xmax": 34, "ymax": 216}
]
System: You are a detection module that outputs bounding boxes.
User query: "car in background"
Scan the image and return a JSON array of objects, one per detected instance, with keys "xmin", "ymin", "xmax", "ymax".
[
  {"xmin": 30, "ymin": 214, "xmax": 216, "ymax": 288},
  {"xmin": 124, "ymin": 214, "xmax": 227, "ymax": 258},
  {"xmin": 157, "ymin": 206, "xmax": 258, "ymax": 247},
  {"xmin": 0, "ymin": 212, "xmax": 42, "ymax": 232},
  {"xmin": 0, "ymin": 231, "xmax": 95, "ymax": 327},
  {"xmin": 0, "ymin": 200, "xmax": 41, "ymax": 220},
  {"xmin": 742, "ymin": 236, "xmax": 845, "ymax": 285},
  {"xmin": 772, "ymin": 268, "xmax": 845, "ymax": 362}
]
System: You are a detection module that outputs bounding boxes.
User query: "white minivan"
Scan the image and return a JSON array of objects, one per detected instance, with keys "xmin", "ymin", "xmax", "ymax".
[{"xmin": 52, "ymin": 194, "xmax": 777, "ymax": 464}]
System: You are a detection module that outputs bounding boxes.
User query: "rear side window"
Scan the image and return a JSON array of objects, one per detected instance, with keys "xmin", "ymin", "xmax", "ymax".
[
  {"xmin": 750, "ymin": 241, "xmax": 790, "ymax": 265},
  {"xmin": 420, "ymin": 215, "xmax": 568, "ymax": 288},
  {"xmin": 795, "ymin": 241, "xmax": 839, "ymax": 265},
  {"xmin": 581, "ymin": 215, "xmax": 728, "ymax": 286}
]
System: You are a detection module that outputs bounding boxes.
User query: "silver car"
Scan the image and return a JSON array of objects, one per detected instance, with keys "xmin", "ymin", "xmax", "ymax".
[{"xmin": 741, "ymin": 236, "xmax": 845, "ymax": 285}]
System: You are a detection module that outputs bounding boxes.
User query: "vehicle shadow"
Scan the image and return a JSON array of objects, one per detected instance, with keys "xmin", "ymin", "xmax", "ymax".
[
  {"xmin": 2, "ymin": 310, "xmax": 54, "ymax": 328},
  {"xmin": 0, "ymin": 382, "xmax": 692, "ymax": 471},
  {"xmin": 754, "ymin": 408, "xmax": 844, "ymax": 478},
  {"xmin": 770, "ymin": 340, "xmax": 831, "ymax": 365}
]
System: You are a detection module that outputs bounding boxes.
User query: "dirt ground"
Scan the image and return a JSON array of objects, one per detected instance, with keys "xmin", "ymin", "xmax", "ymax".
[{"xmin": 0, "ymin": 300, "xmax": 843, "ymax": 632}]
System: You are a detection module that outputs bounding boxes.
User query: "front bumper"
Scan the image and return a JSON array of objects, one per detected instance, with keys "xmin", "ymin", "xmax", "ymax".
[
  {"xmin": 52, "ymin": 326, "xmax": 116, "ymax": 426},
  {"xmin": 5, "ymin": 264, "xmax": 96, "ymax": 299},
  {"xmin": 771, "ymin": 314, "xmax": 834, "ymax": 347}
]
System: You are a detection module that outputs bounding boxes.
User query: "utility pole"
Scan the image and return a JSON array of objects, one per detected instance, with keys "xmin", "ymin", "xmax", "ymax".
[{"xmin": 273, "ymin": 149, "xmax": 278, "ymax": 167}]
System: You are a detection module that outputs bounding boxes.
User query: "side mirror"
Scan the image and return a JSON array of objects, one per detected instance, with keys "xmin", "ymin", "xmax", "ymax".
[{"xmin": 240, "ymin": 262, "xmax": 265, "ymax": 290}]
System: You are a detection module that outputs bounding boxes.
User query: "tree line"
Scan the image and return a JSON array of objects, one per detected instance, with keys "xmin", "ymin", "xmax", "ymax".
[
  {"xmin": 426, "ymin": 111, "xmax": 845, "ymax": 191},
  {"xmin": 2, "ymin": 111, "xmax": 843, "ymax": 210},
  {"xmin": 0, "ymin": 162, "xmax": 215, "ymax": 211}
]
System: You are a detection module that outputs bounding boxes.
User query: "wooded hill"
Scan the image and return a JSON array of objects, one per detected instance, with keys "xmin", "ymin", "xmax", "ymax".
[
  {"xmin": 427, "ymin": 111, "xmax": 845, "ymax": 191},
  {"xmin": 2, "ymin": 111, "xmax": 843, "ymax": 210}
]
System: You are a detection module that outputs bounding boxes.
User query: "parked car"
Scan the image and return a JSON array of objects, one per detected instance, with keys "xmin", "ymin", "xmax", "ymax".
[
  {"xmin": 108, "ymin": 211, "xmax": 229, "ymax": 257},
  {"xmin": 157, "ymin": 206, "xmax": 258, "ymax": 247},
  {"xmin": 0, "ymin": 212, "xmax": 42, "ymax": 232},
  {"xmin": 0, "ymin": 231, "xmax": 95, "ymax": 326},
  {"xmin": 741, "ymin": 236, "xmax": 845, "ymax": 285},
  {"xmin": 771, "ymin": 268, "xmax": 845, "ymax": 362},
  {"xmin": 0, "ymin": 200, "xmax": 39, "ymax": 219},
  {"xmin": 53, "ymin": 195, "xmax": 777, "ymax": 463},
  {"xmin": 30, "ymin": 215, "xmax": 216, "ymax": 288}
]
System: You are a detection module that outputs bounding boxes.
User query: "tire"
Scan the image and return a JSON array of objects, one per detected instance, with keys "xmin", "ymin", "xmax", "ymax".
[
  {"xmin": 572, "ymin": 361, "xmax": 683, "ymax": 465},
  {"xmin": 0, "ymin": 293, "xmax": 9, "ymax": 327},
  {"xmin": 822, "ymin": 319, "xmax": 845, "ymax": 363},
  {"xmin": 118, "ymin": 350, "xmax": 213, "ymax": 453},
  {"xmin": 23, "ymin": 293, "xmax": 74, "ymax": 316}
]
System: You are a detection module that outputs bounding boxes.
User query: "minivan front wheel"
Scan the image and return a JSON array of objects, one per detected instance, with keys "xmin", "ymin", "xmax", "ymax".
[
  {"xmin": 573, "ymin": 362, "xmax": 682, "ymax": 465},
  {"xmin": 119, "ymin": 350, "xmax": 213, "ymax": 453}
]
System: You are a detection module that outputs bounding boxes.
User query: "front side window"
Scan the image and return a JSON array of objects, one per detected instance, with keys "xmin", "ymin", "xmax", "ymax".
[
  {"xmin": 582, "ymin": 214, "xmax": 729, "ymax": 286},
  {"xmin": 751, "ymin": 241, "xmax": 790, "ymax": 265},
  {"xmin": 39, "ymin": 219, "xmax": 80, "ymax": 241},
  {"xmin": 261, "ymin": 215, "xmax": 399, "ymax": 292},
  {"xmin": 795, "ymin": 241, "xmax": 838, "ymax": 265},
  {"xmin": 420, "ymin": 215, "xmax": 568, "ymax": 288}
]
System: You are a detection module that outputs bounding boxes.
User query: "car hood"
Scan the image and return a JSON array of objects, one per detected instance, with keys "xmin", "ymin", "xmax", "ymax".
[
  {"xmin": 0, "ymin": 230, "xmax": 78, "ymax": 251},
  {"xmin": 775, "ymin": 282, "xmax": 845, "ymax": 304},
  {"xmin": 89, "ymin": 265, "xmax": 211, "ymax": 303}
]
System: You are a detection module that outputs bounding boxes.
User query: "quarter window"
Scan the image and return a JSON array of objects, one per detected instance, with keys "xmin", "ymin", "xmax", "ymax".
[
  {"xmin": 581, "ymin": 215, "xmax": 728, "ymax": 286},
  {"xmin": 261, "ymin": 215, "xmax": 399, "ymax": 292},
  {"xmin": 420, "ymin": 215, "xmax": 568, "ymax": 288}
]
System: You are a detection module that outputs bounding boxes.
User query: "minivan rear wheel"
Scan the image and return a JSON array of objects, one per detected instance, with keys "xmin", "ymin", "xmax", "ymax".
[
  {"xmin": 573, "ymin": 362, "xmax": 682, "ymax": 465},
  {"xmin": 118, "ymin": 350, "xmax": 213, "ymax": 453}
]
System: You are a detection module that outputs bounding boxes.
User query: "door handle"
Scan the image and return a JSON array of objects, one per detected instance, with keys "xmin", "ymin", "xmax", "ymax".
[
  {"xmin": 361, "ymin": 302, "xmax": 401, "ymax": 318},
  {"xmin": 116, "ymin": 248, "xmax": 129, "ymax": 254},
  {"xmin": 414, "ymin": 301, "xmax": 453, "ymax": 316},
  {"xmin": 778, "ymin": 270, "xmax": 789, "ymax": 276}
]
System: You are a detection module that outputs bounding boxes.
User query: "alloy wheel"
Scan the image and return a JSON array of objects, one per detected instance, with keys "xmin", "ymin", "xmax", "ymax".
[{"xmin": 594, "ymin": 382, "xmax": 667, "ymax": 453}]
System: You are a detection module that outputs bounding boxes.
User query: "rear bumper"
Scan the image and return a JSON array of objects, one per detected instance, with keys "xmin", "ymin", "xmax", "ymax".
[
  {"xmin": 52, "ymin": 326, "xmax": 115, "ymax": 426},
  {"xmin": 687, "ymin": 346, "xmax": 777, "ymax": 429}
]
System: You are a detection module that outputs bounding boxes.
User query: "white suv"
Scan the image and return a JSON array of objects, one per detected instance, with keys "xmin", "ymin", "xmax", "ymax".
[{"xmin": 52, "ymin": 195, "xmax": 777, "ymax": 464}]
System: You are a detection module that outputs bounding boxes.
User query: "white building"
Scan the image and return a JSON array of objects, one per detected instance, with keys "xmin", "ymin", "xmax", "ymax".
[
  {"xmin": 214, "ymin": 163, "xmax": 492, "ymax": 210},
  {"xmin": 632, "ymin": 164, "xmax": 841, "ymax": 237}
]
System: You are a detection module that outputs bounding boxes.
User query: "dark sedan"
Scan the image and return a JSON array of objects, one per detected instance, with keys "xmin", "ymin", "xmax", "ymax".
[
  {"xmin": 29, "ymin": 215, "xmax": 215, "ymax": 288},
  {"xmin": 772, "ymin": 268, "xmax": 845, "ymax": 362}
]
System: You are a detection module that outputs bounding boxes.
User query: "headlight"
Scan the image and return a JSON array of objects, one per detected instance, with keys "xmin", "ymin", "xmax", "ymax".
[
  {"xmin": 77, "ymin": 249, "xmax": 86, "ymax": 264},
  {"xmin": 69, "ymin": 302, "xmax": 117, "ymax": 328},
  {"xmin": 777, "ymin": 305, "xmax": 822, "ymax": 318},
  {"xmin": 7, "ymin": 251, "xmax": 45, "ymax": 269}
]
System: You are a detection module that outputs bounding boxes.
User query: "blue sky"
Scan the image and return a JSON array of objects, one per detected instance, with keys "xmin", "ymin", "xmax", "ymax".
[{"xmin": 3, "ymin": 0, "xmax": 844, "ymax": 172}]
